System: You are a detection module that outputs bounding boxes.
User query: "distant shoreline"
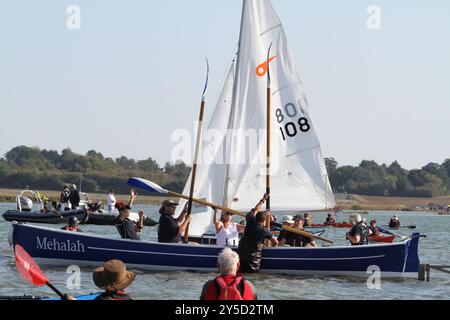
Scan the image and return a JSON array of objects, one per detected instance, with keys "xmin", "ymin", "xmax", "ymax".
[{"xmin": 1, "ymin": 188, "xmax": 449, "ymax": 212}]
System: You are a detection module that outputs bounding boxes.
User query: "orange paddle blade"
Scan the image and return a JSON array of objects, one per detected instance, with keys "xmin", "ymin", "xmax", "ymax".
[{"xmin": 14, "ymin": 245, "xmax": 48, "ymax": 286}]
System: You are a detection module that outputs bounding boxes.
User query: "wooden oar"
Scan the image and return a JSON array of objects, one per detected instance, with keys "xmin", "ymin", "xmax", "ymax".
[
  {"xmin": 184, "ymin": 58, "xmax": 210, "ymax": 243},
  {"xmin": 14, "ymin": 244, "xmax": 67, "ymax": 299},
  {"xmin": 127, "ymin": 178, "xmax": 334, "ymax": 243}
]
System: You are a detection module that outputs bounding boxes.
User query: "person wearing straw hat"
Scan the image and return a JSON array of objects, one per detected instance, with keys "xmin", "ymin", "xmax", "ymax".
[{"xmin": 93, "ymin": 260, "xmax": 136, "ymax": 300}]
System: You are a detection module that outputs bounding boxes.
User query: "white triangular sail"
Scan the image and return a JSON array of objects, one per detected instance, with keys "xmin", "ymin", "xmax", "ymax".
[
  {"xmin": 179, "ymin": 0, "xmax": 335, "ymax": 235},
  {"xmin": 226, "ymin": 0, "xmax": 335, "ymax": 212},
  {"xmin": 175, "ymin": 63, "xmax": 236, "ymax": 236}
]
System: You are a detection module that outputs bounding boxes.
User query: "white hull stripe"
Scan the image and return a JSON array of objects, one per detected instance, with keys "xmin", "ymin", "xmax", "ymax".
[
  {"xmin": 88, "ymin": 246, "xmax": 385, "ymax": 261},
  {"xmin": 32, "ymin": 258, "xmax": 415, "ymax": 278},
  {"xmin": 88, "ymin": 246, "xmax": 219, "ymax": 258}
]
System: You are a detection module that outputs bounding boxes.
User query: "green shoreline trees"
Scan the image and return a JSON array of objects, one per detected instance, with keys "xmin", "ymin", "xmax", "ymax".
[{"xmin": 0, "ymin": 146, "xmax": 448, "ymax": 198}]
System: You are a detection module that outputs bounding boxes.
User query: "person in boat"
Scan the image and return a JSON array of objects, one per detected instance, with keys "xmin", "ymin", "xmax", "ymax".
[
  {"xmin": 200, "ymin": 248, "xmax": 257, "ymax": 300},
  {"xmin": 324, "ymin": 213, "xmax": 336, "ymax": 226},
  {"xmin": 292, "ymin": 214, "xmax": 317, "ymax": 247},
  {"xmin": 69, "ymin": 184, "xmax": 80, "ymax": 209},
  {"xmin": 93, "ymin": 260, "xmax": 136, "ymax": 300},
  {"xmin": 107, "ymin": 189, "xmax": 117, "ymax": 213},
  {"xmin": 389, "ymin": 215, "xmax": 401, "ymax": 229},
  {"xmin": 277, "ymin": 215, "xmax": 296, "ymax": 246},
  {"xmin": 157, "ymin": 199, "xmax": 192, "ymax": 243},
  {"xmin": 213, "ymin": 209, "xmax": 245, "ymax": 247},
  {"xmin": 115, "ymin": 189, "xmax": 145, "ymax": 240},
  {"xmin": 303, "ymin": 212, "xmax": 313, "ymax": 227},
  {"xmin": 237, "ymin": 194, "xmax": 279, "ymax": 274},
  {"xmin": 61, "ymin": 216, "xmax": 83, "ymax": 232},
  {"xmin": 346, "ymin": 213, "xmax": 372, "ymax": 246},
  {"xmin": 369, "ymin": 219, "xmax": 379, "ymax": 236},
  {"xmin": 59, "ymin": 185, "xmax": 71, "ymax": 211}
]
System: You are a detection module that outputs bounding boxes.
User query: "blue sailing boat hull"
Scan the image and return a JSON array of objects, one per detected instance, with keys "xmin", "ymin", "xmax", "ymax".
[{"xmin": 10, "ymin": 223, "xmax": 423, "ymax": 278}]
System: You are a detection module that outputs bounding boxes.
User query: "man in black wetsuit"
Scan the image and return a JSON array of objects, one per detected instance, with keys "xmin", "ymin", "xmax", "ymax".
[{"xmin": 237, "ymin": 194, "xmax": 278, "ymax": 273}]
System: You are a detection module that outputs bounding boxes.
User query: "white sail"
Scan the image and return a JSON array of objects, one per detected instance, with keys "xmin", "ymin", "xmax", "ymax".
[
  {"xmin": 225, "ymin": 0, "xmax": 335, "ymax": 212},
  {"xmin": 175, "ymin": 62, "xmax": 236, "ymax": 237},
  {"xmin": 179, "ymin": 0, "xmax": 335, "ymax": 236}
]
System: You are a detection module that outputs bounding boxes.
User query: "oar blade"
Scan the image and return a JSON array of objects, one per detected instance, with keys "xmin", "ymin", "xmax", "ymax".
[
  {"xmin": 127, "ymin": 177, "xmax": 168, "ymax": 194},
  {"xmin": 14, "ymin": 245, "xmax": 48, "ymax": 286}
]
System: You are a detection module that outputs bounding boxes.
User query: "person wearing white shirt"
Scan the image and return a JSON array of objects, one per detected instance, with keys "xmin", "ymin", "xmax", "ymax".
[
  {"xmin": 213, "ymin": 208, "xmax": 245, "ymax": 247},
  {"xmin": 107, "ymin": 189, "xmax": 117, "ymax": 212}
]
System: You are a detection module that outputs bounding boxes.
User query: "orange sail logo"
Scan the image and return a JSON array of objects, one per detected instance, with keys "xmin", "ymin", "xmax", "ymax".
[{"xmin": 256, "ymin": 56, "xmax": 277, "ymax": 77}]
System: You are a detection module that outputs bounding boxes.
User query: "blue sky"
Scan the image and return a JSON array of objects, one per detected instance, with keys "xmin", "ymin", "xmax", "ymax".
[{"xmin": 1, "ymin": 0, "xmax": 449, "ymax": 169}]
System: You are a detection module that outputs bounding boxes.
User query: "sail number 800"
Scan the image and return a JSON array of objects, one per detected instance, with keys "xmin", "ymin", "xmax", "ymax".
[{"xmin": 276, "ymin": 103, "xmax": 310, "ymax": 141}]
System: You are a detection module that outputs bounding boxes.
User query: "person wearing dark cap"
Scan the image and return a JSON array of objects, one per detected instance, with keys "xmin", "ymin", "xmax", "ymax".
[
  {"xmin": 115, "ymin": 188, "xmax": 145, "ymax": 240},
  {"xmin": 237, "ymin": 194, "xmax": 278, "ymax": 273},
  {"xmin": 158, "ymin": 199, "xmax": 192, "ymax": 243},
  {"xmin": 61, "ymin": 216, "xmax": 83, "ymax": 232},
  {"xmin": 292, "ymin": 214, "xmax": 317, "ymax": 247},
  {"xmin": 93, "ymin": 260, "xmax": 136, "ymax": 300}
]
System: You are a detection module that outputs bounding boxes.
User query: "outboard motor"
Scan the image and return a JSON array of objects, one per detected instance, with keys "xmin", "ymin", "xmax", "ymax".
[{"xmin": 17, "ymin": 195, "xmax": 33, "ymax": 212}]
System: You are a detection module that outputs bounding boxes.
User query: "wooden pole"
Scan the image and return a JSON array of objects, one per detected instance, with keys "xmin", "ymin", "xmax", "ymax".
[
  {"xmin": 265, "ymin": 44, "xmax": 273, "ymax": 247},
  {"xmin": 166, "ymin": 190, "xmax": 334, "ymax": 244},
  {"xmin": 184, "ymin": 59, "xmax": 209, "ymax": 243}
]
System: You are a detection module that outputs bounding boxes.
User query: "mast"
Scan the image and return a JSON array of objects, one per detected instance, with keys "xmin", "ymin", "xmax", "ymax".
[
  {"xmin": 184, "ymin": 58, "xmax": 209, "ymax": 243},
  {"xmin": 266, "ymin": 43, "xmax": 273, "ymax": 211},
  {"xmin": 222, "ymin": 0, "xmax": 247, "ymax": 207}
]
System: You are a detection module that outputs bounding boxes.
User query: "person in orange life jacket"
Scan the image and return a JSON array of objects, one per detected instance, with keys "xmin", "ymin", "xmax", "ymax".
[
  {"xmin": 93, "ymin": 260, "xmax": 136, "ymax": 300},
  {"xmin": 237, "ymin": 194, "xmax": 279, "ymax": 273},
  {"xmin": 200, "ymin": 248, "xmax": 257, "ymax": 300},
  {"xmin": 158, "ymin": 200, "xmax": 192, "ymax": 243},
  {"xmin": 115, "ymin": 188, "xmax": 145, "ymax": 240},
  {"xmin": 346, "ymin": 213, "xmax": 372, "ymax": 246},
  {"xmin": 61, "ymin": 216, "xmax": 83, "ymax": 232}
]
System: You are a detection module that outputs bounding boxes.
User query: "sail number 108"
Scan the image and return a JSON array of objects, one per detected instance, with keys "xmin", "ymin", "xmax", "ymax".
[{"xmin": 276, "ymin": 102, "xmax": 311, "ymax": 141}]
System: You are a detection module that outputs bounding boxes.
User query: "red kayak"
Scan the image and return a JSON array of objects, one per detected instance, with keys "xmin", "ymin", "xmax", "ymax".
[
  {"xmin": 369, "ymin": 234, "xmax": 395, "ymax": 243},
  {"xmin": 309, "ymin": 222, "xmax": 352, "ymax": 228}
]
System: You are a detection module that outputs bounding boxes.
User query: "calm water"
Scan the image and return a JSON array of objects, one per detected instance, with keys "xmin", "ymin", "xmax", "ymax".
[{"xmin": 1, "ymin": 203, "xmax": 449, "ymax": 300}]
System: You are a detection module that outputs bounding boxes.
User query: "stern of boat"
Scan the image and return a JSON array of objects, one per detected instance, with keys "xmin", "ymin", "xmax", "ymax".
[{"xmin": 403, "ymin": 233, "xmax": 426, "ymax": 275}]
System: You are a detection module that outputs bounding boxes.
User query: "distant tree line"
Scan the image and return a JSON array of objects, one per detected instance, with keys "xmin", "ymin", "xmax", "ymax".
[
  {"xmin": 325, "ymin": 158, "xmax": 450, "ymax": 198},
  {"xmin": 0, "ymin": 146, "xmax": 449, "ymax": 198},
  {"xmin": 0, "ymin": 146, "xmax": 190, "ymax": 194}
]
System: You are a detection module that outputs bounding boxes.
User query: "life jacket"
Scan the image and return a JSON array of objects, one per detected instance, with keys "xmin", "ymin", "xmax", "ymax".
[
  {"xmin": 214, "ymin": 276, "xmax": 245, "ymax": 300},
  {"xmin": 95, "ymin": 290, "xmax": 131, "ymax": 300},
  {"xmin": 359, "ymin": 224, "xmax": 370, "ymax": 245},
  {"xmin": 65, "ymin": 226, "xmax": 78, "ymax": 232}
]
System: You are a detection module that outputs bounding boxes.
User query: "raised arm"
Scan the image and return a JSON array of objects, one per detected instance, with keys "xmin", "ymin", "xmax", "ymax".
[
  {"xmin": 127, "ymin": 188, "xmax": 137, "ymax": 208},
  {"xmin": 176, "ymin": 202, "xmax": 188, "ymax": 224},
  {"xmin": 213, "ymin": 208, "xmax": 222, "ymax": 233},
  {"xmin": 252, "ymin": 193, "xmax": 269, "ymax": 217}
]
